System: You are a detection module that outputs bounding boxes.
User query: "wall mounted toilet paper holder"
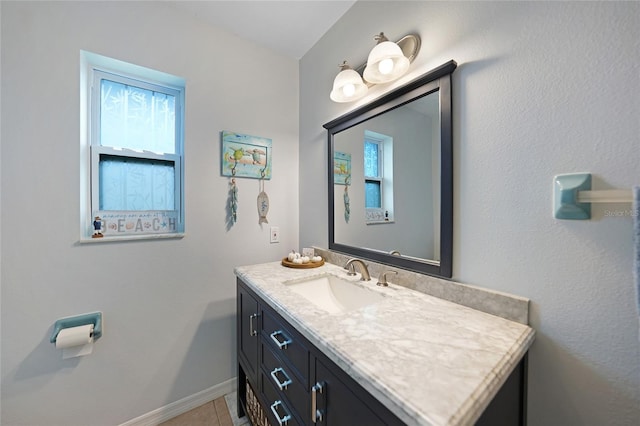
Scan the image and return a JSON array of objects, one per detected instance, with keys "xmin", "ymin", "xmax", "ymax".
[{"xmin": 50, "ymin": 312, "xmax": 103, "ymax": 344}]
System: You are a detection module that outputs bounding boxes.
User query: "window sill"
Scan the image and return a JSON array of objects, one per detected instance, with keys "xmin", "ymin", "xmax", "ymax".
[
  {"xmin": 79, "ymin": 233, "xmax": 185, "ymax": 243},
  {"xmin": 366, "ymin": 220, "xmax": 395, "ymax": 225}
]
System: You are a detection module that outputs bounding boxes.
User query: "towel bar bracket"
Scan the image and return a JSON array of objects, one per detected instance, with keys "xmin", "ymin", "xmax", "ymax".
[
  {"xmin": 554, "ymin": 173, "xmax": 592, "ymax": 220},
  {"xmin": 554, "ymin": 173, "xmax": 632, "ymax": 220}
]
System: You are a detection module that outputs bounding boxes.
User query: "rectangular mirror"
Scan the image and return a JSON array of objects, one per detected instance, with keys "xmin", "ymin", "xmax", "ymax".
[{"xmin": 324, "ymin": 61, "xmax": 456, "ymax": 278}]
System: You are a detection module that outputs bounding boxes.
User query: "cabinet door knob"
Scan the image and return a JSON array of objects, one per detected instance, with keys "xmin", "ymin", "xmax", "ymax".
[
  {"xmin": 311, "ymin": 382, "xmax": 324, "ymax": 423},
  {"xmin": 270, "ymin": 330, "xmax": 293, "ymax": 349},
  {"xmin": 270, "ymin": 367, "xmax": 293, "ymax": 391},
  {"xmin": 270, "ymin": 400, "xmax": 292, "ymax": 426}
]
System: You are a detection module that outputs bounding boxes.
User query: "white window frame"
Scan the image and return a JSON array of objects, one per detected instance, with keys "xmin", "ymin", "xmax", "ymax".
[
  {"xmin": 80, "ymin": 51, "xmax": 185, "ymax": 241},
  {"xmin": 364, "ymin": 138, "xmax": 383, "ymax": 207},
  {"xmin": 364, "ymin": 130, "xmax": 394, "ymax": 224}
]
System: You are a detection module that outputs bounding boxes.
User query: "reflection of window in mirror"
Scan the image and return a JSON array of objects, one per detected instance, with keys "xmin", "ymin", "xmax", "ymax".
[{"xmin": 364, "ymin": 130, "xmax": 394, "ymax": 224}]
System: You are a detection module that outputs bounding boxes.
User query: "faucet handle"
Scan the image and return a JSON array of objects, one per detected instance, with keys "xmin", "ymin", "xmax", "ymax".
[
  {"xmin": 377, "ymin": 270, "xmax": 398, "ymax": 287},
  {"xmin": 345, "ymin": 263, "xmax": 357, "ymax": 276}
]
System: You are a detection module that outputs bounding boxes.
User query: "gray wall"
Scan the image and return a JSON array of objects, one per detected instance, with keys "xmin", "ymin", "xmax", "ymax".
[
  {"xmin": 300, "ymin": 1, "xmax": 639, "ymax": 425},
  {"xmin": 1, "ymin": 2, "xmax": 298, "ymax": 424}
]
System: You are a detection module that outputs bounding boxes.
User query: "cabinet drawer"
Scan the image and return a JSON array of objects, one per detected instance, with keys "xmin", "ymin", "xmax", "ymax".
[
  {"xmin": 260, "ymin": 370, "xmax": 301, "ymax": 426},
  {"xmin": 262, "ymin": 309, "xmax": 309, "ymax": 386},
  {"xmin": 262, "ymin": 342, "xmax": 309, "ymax": 422}
]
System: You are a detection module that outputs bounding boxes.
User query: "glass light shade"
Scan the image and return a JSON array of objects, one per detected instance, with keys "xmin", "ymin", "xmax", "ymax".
[
  {"xmin": 330, "ymin": 68, "xmax": 368, "ymax": 103},
  {"xmin": 363, "ymin": 40, "xmax": 410, "ymax": 84}
]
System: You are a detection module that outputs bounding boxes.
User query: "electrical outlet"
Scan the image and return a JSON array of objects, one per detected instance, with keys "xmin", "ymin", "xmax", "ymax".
[{"xmin": 270, "ymin": 226, "xmax": 280, "ymax": 243}]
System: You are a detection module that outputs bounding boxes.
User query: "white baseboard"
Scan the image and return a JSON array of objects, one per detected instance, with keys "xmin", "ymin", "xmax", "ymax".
[{"xmin": 119, "ymin": 377, "xmax": 237, "ymax": 426}]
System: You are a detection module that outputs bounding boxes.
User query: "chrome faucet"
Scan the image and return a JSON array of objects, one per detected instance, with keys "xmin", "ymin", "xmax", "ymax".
[
  {"xmin": 376, "ymin": 270, "xmax": 398, "ymax": 287},
  {"xmin": 343, "ymin": 258, "xmax": 371, "ymax": 281}
]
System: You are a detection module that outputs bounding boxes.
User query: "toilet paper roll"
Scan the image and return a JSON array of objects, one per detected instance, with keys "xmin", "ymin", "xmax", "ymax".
[{"xmin": 56, "ymin": 324, "xmax": 94, "ymax": 359}]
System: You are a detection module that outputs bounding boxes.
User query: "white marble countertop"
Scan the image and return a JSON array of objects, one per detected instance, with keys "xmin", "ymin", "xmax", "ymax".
[{"xmin": 235, "ymin": 261, "xmax": 535, "ymax": 426}]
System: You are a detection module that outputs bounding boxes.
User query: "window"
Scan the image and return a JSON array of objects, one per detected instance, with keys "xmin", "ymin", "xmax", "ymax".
[
  {"xmin": 82, "ymin": 52, "xmax": 185, "ymax": 239},
  {"xmin": 364, "ymin": 139, "xmax": 382, "ymax": 208},
  {"xmin": 364, "ymin": 130, "xmax": 394, "ymax": 223}
]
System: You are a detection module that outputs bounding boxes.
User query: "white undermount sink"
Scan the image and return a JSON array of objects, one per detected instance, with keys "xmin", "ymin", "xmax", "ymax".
[{"xmin": 283, "ymin": 273, "xmax": 387, "ymax": 314}]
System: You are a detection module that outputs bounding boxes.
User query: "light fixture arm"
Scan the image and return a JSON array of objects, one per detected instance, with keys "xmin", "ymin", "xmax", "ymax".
[
  {"xmin": 338, "ymin": 61, "xmax": 352, "ymax": 72},
  {"xmin": 374, "ymin": 32, "xmax": 390, "ymax": 44}
]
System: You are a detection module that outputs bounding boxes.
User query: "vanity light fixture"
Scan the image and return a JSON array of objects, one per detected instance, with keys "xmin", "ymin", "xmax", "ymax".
[
  {"xmin": 363, "ymin": 32, "xmax": 411, "ymax": 84},
  {"xmin": 330, "ymin": 61, "xmax": 368, "ymax": 103},
  {"xmin": 330, "ymin": 33, "xmax": 420, "ymax": 103}
]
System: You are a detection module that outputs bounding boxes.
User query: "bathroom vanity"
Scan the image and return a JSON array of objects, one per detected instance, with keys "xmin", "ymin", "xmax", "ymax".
[{"xmin": 235, "ymin": 261, "xmax": 535, "ymax": 426}]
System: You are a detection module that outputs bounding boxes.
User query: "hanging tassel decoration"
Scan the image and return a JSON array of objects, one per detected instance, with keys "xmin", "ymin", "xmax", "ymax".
[
  {"xmin": 344, "ymin": 185, "xmax": 350, "ymax": 223},
  {"xmin": 229, "ymin": 178, "xmax": 238, "ymax": 225},
  {"xmin": 343, "ymin": 175, "xmax": 351, "ymax": 223}
]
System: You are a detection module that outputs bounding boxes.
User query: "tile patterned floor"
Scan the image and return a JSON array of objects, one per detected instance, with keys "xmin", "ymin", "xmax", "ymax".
[{"xmin": 159, "ymin": 392, "xmax": 249, "ymax": 426}]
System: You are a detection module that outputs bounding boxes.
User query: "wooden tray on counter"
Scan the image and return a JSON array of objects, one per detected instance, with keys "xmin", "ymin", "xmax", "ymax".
[{"xmin": 281, "ymin": 257, "xmax": 325, "ymax": 269}]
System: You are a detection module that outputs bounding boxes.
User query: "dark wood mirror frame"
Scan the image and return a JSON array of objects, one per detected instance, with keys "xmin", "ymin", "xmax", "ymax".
[{"xmin": 324, "ymin": 60, "xmax": 456, "ymax": 278}]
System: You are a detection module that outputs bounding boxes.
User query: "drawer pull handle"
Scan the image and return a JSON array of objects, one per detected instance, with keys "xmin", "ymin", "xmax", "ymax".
[
  {"xmin": 270, "ymin": 400, "xmax": 292, "ymax": 426},
  {"xmin": 249, "ymin": 314, "xmax": 258, "ymax": 337},
  {"xmin": 311, "ymin": 382, "xmax": 324, "ymax": 423},
  {"xmin": 270, "ymin": 330, "xmax": 292, "ymax": 349},
  {"xmin": 270, "ymin": 367, "xmax": 293, "ymax": 391}
]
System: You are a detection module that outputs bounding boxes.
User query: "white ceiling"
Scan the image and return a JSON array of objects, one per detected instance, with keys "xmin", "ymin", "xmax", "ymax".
[{"xmin": 166, "ymin": 0, "xmax": 357, "ymax": 59}]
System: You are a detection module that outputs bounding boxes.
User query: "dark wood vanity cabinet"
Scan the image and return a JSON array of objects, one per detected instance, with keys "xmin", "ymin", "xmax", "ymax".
[
  {"xmin": 237, "ymin": 278, "xmax": 527, "ymax": 426},
  {"xmin": 237, "ymin": 278, "xmax": 403, "ymax": 426},
  {"xmin": 238, "ymin": 279, "xmax": 308, "ymax": 425}
]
